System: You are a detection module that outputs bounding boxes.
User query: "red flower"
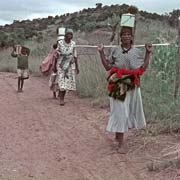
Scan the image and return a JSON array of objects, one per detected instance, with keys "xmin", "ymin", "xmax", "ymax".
[
  {"xmin": 107, "ymin": 83, "xmax": 114, "ymax": 91},
  {"xmin": 134, "ymin": 75, "xmax": 139, "ymax": 85},
  {"xmin": 109, "ymin": 67, "xmax": 118, "ymax": 75},
  {"xmin": 107, "ymin": 67, "xmax": 145, "ymax": 89},
  {"xmin": 138, "ymin": 67, "xmax": 144, "ymax": 75},
  {"xmin": 116, "ymin": 70, "xmax": 122, "ymax": 78}
]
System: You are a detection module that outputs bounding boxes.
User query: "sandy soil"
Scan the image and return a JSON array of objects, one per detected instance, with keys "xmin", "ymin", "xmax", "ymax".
[{"xmin": 0, "ymin": 72, "xmax": 180, "ymax": 180}]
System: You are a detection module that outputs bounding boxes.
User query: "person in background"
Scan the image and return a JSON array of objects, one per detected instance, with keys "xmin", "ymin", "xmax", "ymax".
[
  {"xmin": 48, "ymin": 43, "xmax": 59, "ymax": 99},
  {"xmin": 11, "ymin": 44, "xmax": 30, "ymax": 92},
  {"xmin": 97, "ymin": 26, "xmax": 152, "ymax": 153},
  {"xmin": 56, "ymin": 28, "xmax": 79, "ymax": 105}
]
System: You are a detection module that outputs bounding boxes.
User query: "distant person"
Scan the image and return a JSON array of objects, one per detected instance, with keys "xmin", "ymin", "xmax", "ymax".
[
  {"xmin": 40, "ymin": 43, "xmax": 58, "ymax": 76},
  {"xmin": 55, "ymin": 28, "xmax": 79, "ymax": 105},
  {"xmin": 97, "ymin": 26, "xmax": 152, "ymax": 153},
  {"xmin": 11, "ymin": 44, "xmax": 30, "ymax": 92},
  {"xmin": 48, "ymin": 43, "xmax": 60, "ymax": 99},
  {"xmin": 49, "ymin": 71, "xmax": 59, "ymax": 99},
  {"xmin": 40, "ymin": 43, "xmax": 59, "ymax": 98}
]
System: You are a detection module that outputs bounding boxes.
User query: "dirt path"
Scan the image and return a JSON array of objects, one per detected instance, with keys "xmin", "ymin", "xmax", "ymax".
[{"xmin": 0, "ymin": 72, "xmax": 179, "ymax": 180}]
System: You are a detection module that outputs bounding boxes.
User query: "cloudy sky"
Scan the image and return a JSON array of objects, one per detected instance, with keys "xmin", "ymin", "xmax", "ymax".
[{"xmin": 0, "ymin": 0, "xmax": 180, "ymax": 25}]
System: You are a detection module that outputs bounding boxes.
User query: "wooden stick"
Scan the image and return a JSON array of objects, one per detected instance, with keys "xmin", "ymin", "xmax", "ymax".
[
  {"xmin": 76, "ymin": 43, "xmax": 170, "ymax": 48},
  {"xmin": 134, "ymin": 43, "xmax": 170, "ymax": 47}
]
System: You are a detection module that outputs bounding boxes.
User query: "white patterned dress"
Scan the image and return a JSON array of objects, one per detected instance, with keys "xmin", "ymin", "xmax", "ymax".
[
  {"xmin": 106, "ymin": 46, "xmax": 146, "ymax": 133},
  {"xmin": 56, "ymin": 39, "xmax": 77, "ymax": 91}
]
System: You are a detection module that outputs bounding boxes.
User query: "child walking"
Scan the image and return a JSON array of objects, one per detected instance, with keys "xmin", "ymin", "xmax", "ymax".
[
  {"xmin": 40, "ymin": 43, "xmax": 59, "ymax": 99},
  {"xmin": 49, "ymin": 72, "xmax": 59, "ymax": 99},
  {"xmin": 11, "ymin": 44, "xmax": 30, "ymax": 92}
]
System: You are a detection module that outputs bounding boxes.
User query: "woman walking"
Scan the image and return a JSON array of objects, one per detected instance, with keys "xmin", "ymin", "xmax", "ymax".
[
  {"xmin": 56, "ymin": 28, "xmax": 79, "ymax": 105},
  {"xmin": 97, "ymin": 26, "xmax": 152, "ymax": 153}
]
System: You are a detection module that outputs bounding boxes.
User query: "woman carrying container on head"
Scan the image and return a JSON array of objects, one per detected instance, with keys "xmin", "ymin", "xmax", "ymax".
[
  {"xmin": 56, "ymin": 28, "xmax": 79, "ymax": 105},
  {"xmin": 97, "ymin": 26, "xmax": 152, "ymax": 153}
]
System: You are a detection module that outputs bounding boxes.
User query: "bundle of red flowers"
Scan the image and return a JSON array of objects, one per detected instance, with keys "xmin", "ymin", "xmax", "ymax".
[{"xmin": 107, "ymin": 67, "xmax": 144, "ymax": 92}]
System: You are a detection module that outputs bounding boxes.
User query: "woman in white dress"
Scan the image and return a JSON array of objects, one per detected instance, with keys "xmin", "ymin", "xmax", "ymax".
[
  {"xmin": 56, "ymin": 28, "xmax": 79, "ymax": 105},
  {"xmin": 97, "ymin": 26, "xmax": 152, "ymax": 151}
]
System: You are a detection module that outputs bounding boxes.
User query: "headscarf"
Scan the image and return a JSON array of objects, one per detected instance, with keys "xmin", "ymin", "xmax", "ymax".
[{"xmin": 65, "ymin": 28, "xmax": 73, "ymax": 35}]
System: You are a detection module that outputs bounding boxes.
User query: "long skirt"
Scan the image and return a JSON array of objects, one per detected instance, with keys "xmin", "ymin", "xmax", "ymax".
[
  {"xmin": 57, "ymin": 64, "xmax": 76, "ymax": 91},
  {"xmin": 106, "ymin": 87, "xmax": 146, "ymax": 133}
]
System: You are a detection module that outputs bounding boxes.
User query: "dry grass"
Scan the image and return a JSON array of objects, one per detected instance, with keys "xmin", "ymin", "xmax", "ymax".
[{"xmin": 0, "ymin": 25, "xmax": 180, "ymax": 134}]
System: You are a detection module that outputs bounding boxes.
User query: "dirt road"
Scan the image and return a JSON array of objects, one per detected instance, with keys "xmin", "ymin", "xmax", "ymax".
[{"xmin": 0, "ymin": 72, "xmax": 179, "ymax": 180}]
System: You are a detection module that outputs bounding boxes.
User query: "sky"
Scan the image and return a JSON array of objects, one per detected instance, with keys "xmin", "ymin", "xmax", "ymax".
[{"xmin": 0, "ymin": 0, "xmax": 180, "ymax": 26}]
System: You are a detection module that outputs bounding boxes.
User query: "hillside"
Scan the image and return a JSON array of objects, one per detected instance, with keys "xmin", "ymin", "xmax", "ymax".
[{"xmin": 0, "ymin": 3, "xmax": 179, "ymax": 48}]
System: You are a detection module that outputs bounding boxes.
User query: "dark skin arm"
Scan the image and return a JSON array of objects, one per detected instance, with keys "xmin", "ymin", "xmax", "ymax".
[
  {"xmin": 11, "ymin": 45, "xmax": 17, "ymax": 57},
  {"xmin": 53, "ymin": 58, "xmax": 57, "ymax": 73},
  {"xmin": 143, "ymin": 42, "xmax": 152, "ymax": 70},
  {"xmin": 73, "ymin": 47, "xmax": 79, "ymax": 74},
  {"xmin": 74, "ymin": 57, "xmax": 79, "ymax": 74},
  {"xmin": 97, "ymin": 43, "xmax": 111, "ymax": 71},
  {"xmin": 52, "ymin": 52, "xmax": 58, "ymax": 73}
]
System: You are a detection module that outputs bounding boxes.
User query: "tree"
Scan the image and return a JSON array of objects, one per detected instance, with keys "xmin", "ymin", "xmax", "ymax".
[{"xmin": 96, "ymin": 3, "xmax": 102, "ymax": 9}]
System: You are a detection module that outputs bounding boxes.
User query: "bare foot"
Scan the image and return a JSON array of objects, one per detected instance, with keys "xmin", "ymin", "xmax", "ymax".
[
  {"xmin": 17, "ymin": 89, "xmax": 23, "ymax": 93},
  {"xmin": 111, "ymin": 141, "xmax": 129, "ymax": 154},
  {"xmin": 111, "ymin": 141, "xmax": 121, "ymax": 151},
  {"xmin": 60, "ymin": 99, "xmax": 65, "ymax": 106},
  {"xmin": 116, "ymin": 143, "xmax": 129, "ymax": 154}
]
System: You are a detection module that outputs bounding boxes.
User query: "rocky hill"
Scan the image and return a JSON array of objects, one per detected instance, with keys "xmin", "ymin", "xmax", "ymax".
[{"xmin": 0, "ymin": 3, "xmax": 179, "ymax": 48}]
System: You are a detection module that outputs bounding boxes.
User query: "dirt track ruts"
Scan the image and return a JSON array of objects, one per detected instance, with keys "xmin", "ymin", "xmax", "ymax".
[{"xmin": 0, "ymin": 72, "xmax": 155, "ymax": 180}]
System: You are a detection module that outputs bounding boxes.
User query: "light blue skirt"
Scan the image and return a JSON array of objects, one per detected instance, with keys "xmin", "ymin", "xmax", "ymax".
[{"xmin": 106, "ymin": 87, "xmax": 146, "ymax": 133}]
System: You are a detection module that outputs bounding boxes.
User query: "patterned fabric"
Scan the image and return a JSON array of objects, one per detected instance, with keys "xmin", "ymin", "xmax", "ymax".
[
  {"xmin": 107, "ymin": 67, "xmax": 144, "ymax": 100},
  {"xmin": 57, "ymin": 39, "xmax": 77, "ymax": 91},
  {"xmin": 108, "ymin": 74, "xmax": 136, "ymax": 101},
  {"xmin": 57, "ymin": 39, "xmax": 77, "ymax": 58},
  {"xmin": 57, "ymin": 66, "xmax": 76, "ymax": 91},
  {"xmin": 108, "ymin": 46, "xmax": 144, "ymax": 69},
  {"xmin": 106, "ymin": 46, "xmax": 146, "ymax": 133}
]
